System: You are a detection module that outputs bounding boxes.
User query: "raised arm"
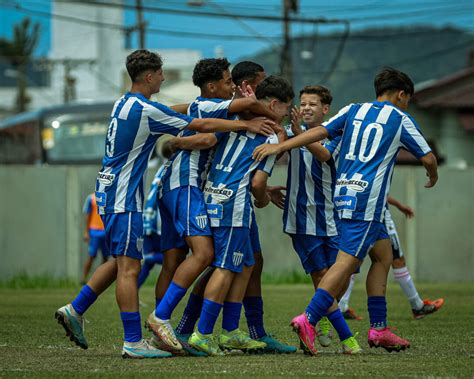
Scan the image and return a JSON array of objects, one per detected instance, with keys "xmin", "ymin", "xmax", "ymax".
[
  {"xmin": 187, "ymin": 117, "xmax": 276, "ymax": 136},
  {"xmin": 171, "ymin": 134, "xmax": 218, "ymax": 151}
]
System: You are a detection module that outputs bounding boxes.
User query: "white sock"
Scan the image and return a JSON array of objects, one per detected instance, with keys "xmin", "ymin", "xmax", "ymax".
[
  {"xmin": 339, "ymin": 274, "xmax": 356, "ymax": 312},
  {"xmin": 393, "ymin": 267, "xmax": 424, "ymax": 310}
]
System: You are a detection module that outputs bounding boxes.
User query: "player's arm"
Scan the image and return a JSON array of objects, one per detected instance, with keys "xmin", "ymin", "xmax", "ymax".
[
  {"xmin": 82, "ymin": 197, "xmax": 91, "ymax": 242},
  {"xmin": 170, "ymin": 103, "xmax": 189, "ymax": 114},
  {"xmin": 387, "ymin": 195, "xmax": 414, "ymax": 218},
  {"xmin": 187, "ymin": 117, "xmax": 276, "ymax": 136},
  {"xmin": 251, "ymin": 170, "xmax": 271, "ymax": 208},
  {"xmin": 170, "ymin": 134, "xmax": 218, "ymax": 151},
  {"xmin": 420, "ymin": 152, "xmax": 438, "ymax": 188},
  {"xmin": 253, "ymin": 126, "xmax": 329, "ymax": 161},
  {"xmin": 267, "ymin": 185, "xmax": 286, "ymax": 209}
]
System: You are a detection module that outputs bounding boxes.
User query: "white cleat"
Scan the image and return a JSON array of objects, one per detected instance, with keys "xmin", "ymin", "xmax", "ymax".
[{"xmin": 122, "ymin": 338, "xmax": 172, "ymax": 359}]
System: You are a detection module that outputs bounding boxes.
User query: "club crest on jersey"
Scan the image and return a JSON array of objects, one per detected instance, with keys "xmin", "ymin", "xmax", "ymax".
[
  {"xmin": 232, "ymin": 251, "xmax": 244, "ymax": 267},
  {"xmin": 195, "ymin": 215, "xmax": 208, "ymax": 229},
  {"xmin": 204, "ymin": 184, "xmax": 234, "ymax": 203},
  {"xmin": 97, "ymin": 171, "xmax": 115, "ymax": 186},
  {"xmin": 336, "ymin": 177, "xmax": 368, "ymax": 192}
]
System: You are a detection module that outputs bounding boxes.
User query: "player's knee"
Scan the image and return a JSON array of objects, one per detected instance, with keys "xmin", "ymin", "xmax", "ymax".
[{"xmin": 193, "ymin": 249, "xmax": 214, "ymax": 268}]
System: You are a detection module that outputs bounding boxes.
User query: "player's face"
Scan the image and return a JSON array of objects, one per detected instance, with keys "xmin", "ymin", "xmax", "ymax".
[
  {"xmin": 299, "ymin": 93, "xmax": 329, "ymax": 126},
  {"xmin": 271, "ymin": 99, "xmax": 292, "ymax": 123},
  {"xmin": 147, "ymin": 69, "xmax": 165, "ymax": 93},
  {"xmin": 212, "ymin": 69, "xmax": 235, "ymax": 100}
]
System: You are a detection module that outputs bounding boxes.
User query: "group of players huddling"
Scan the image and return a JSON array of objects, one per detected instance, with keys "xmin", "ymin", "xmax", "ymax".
[{"xmin": 55, "ymin": 49, "xmax": 444, "ymax": 359}]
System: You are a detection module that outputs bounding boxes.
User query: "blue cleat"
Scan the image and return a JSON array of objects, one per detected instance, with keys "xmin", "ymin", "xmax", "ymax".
[
  {"xmin": 55, "ymin": 304, "xmax": 88, "ymax": 349},
  {"xmin": 256, "ymin": 334, "xmax": 297, "ymax": 354}
]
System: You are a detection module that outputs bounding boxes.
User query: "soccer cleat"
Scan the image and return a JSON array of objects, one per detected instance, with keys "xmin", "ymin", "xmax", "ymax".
[
  {"xmin": 341, "ymin": 334, "xmax": 362, "ymax": 355},
  {"xmin": 175, "ymin": 332, "xmax": 208, "ymax": 357},
  {"xmin": 122, "ymin": 338, "xmax": 173, "ymax": 359},
  {"xmin": 145, "ymin": 312, "xmax": 182, "ymax": 351},
  {"xmin": 256, "ymin": 334, "xmax": 297, "ymax": 354},
  {"xmin": 412, "ymin": 298, "xmax": 445, "ymax": 320},
  {"xmin": 55, "ymin": 304, "xmax": 88, "ymax": 349},
  {"xmin": 290, "ymin": 313, "xmax": 317, "ymax": 356},
  {"xmin": 149, "ymin": 335, "xmax": 186, "ymax": 356},
  {"xmin": 316, "ymin": 316, "xmax": 333, "ymax": 347},
  {"xmin": 218, "ymin": 329, "xmax": 266, "ymax": 353},
  {"xmin": 368, "ymin": 327, "xmax": 410, "ymax": 352},
  {"xmin": 342, "ymin": 308, "xmax": 363, "ymax": 320},
  {"xmin": 188, "ymin": 330, "xmax": 224, "ymax": 356}
]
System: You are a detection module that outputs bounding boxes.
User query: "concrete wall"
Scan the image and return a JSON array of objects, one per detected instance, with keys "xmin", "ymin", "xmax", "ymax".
[{"xmin": 0, "ymin": 165, "xmax": 473, "ymax": 281}]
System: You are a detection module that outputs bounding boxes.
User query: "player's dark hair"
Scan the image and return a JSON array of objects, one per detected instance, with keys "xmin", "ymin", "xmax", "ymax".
[
  {"xmin": 192, "ymin": 58, "xmax": 231, "ymax": 88},
  {"xmin": 374, "ymin": 67, "xmax": 414, "ymax": 97},
  {"xmin": 299, "ymin": 85, "xmax": 333, "ymax": 105},
  {"xmin": 255, "ymin": 75, "xmax": 294, "ymax": 103},
  {"xmin": 231, "ymin": 61, "xmax": 265, "ymax": 87},
  {"xmin": 126, "ymin": 49, "xmax": 163, "ymax": 82}
]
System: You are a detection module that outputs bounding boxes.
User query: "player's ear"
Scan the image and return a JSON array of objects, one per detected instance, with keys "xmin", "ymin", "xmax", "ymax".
[
  {"xmin": 322, "ymin": 104, "xmax": 330, "ymax": 115},
  {"xmin": 207, "ymin": 82, "xmax": 216, "ymax": 94}
]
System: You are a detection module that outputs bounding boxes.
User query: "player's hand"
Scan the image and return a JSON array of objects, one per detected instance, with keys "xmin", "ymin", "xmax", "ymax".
[
  {"xmin": 238, "ymin": 84, "xmax": 256, "ymax": 99},
  {"xmin": 254, "ymin": 193, "xmax": 271, "ymax": 208},
  {"xmin": 245, "ymin": 117, "xmax": 276, "ymax": 137},
  {"xmin": 83, "ymin": 231, "xmax": 90, "ymax": 243},
  {"xmin": 424, "ymin": 172, "xmax": 438, "ymax": 188},
  {"xmin": 267, "ymin": 185, "xmax": 286, "ymax": 209},
  {"xmin": 290, "ymin": 106, "xmax": 304, "ymax": 136},
  {"xmin": 399, "ymin": 205, "xmax": 415, "ymax": 219},
  {"xmin": 253, "ymin": 143, "xmax": 282, "ymax": 161}
]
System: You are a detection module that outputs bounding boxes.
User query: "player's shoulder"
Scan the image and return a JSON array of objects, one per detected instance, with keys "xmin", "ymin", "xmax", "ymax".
[{"xmin": 195, "ymin": 96, "xmax": 230, "ymax": 110}]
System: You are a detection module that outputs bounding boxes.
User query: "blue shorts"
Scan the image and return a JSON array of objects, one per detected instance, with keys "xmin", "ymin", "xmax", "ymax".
[
  {"xmin": 143, "ymin": 233, "xmax": 161, "ymax": 255},
  {"xmin": 290, "ymin": 234, "xmax": 339, "ymax": 274},
  {"xmin": 88, "ymin": 229, "xmax": 109, "ymax": 258},
  {"xmin": 101, "ymin": 212, "xmax": 144, "ymax": 260},
  {"xmin": 212, "ymin": 227, "xmax": 254, "ymax": 273},
  {"xmin": 249, "ymin": 212, "xmax": 262, "ymax": 254},
  {"xmin": 338, "ymin": 219, "xmax": 389, "ymax": 261},
  {"xmin": 159, "ymin": 186, "xmax": 212, "ymax": 252}
]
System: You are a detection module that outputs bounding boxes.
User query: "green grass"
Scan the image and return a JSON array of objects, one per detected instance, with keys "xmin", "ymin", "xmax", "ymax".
[{"xmin": 0, "ymin": 282, "xmax": 472, "ymax": 378}]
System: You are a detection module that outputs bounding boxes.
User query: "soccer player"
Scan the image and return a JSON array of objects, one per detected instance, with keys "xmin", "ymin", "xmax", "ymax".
[
  {"xmin": 253, "ymin": 67, "xmax": 438, "ymax": 354},
  {"xmin": 338, "ymin": 195, "xmax": 444, "ymax": 319},
  {"xmin": 145, "ymin": 58, "xmax": 281, "ymax": 352},
  {"xmin": 81, "ymin": 192, "xmax": 109, "ymax": 284},
  {"xmin": 188, "ymin": 76, "xmax": 294, "ymax": 356},
  {"xmin": 55, "ymin": 49, "xmax": 277, "ymax": 359},
  {"xmin": 174, "ymin": 62, "xmax": 296, "ymax": 354},
  {"xmin": 282, "ymin": 85, "xmax": 360, "ymax": 353}
]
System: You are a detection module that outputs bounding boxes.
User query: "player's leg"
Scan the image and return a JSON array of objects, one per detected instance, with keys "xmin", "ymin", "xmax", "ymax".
[
  {"xmin": 366, "ymin": 233, "xmax": 410, "ymax": 352},
  {"xmin": 81, "ymin": 232, "xmax": 100, "ymax": 284},
  {"xmin": 99, "ymin": 234, "xmax": 109, "ymax": 264},
  {"xmin": 390, "ymin": 234, "xmax": 444, "ymax": 319}
]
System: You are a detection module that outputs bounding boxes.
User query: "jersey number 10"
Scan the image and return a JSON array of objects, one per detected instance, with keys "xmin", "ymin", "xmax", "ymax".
[{"xmin": 344, "ymin": 120, "xmax": 383, "ymax": 162}]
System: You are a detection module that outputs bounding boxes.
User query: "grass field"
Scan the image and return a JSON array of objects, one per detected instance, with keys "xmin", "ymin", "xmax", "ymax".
[{"xmin": 0, "ymin": 282, "xmax": 472, "ymax": 378}]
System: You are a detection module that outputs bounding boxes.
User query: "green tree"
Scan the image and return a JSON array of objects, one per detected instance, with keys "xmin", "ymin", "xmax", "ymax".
[{"xmin": 0, "ymin": 18, "xmax": 40, "ymax": 113}]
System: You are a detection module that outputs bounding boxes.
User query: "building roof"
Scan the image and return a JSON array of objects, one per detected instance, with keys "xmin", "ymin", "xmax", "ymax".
[{"xmin": 413, "ymin": 67, "xmax": 474, "ymax": 109}]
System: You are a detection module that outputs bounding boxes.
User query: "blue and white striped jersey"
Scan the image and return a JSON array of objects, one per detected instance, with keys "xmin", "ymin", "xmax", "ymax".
[
  {"xmin": 204, "ymin": 131, "xmax": 278, "ymax": 228},
  {"xmin": 159, "ymin": 97, "xmax": 234, "ymax": 195},
  {"xmin": 95, "ymin": 92, "xmax": 193, "ymax": 214},
  {"xmin": 282, "ymin": 125, "xmax": 339, "ymax": 236},
  {"xmin": 143, "ymin": 164, "xmax": 166, "ymax": 235},
  {"xmin": 324, "ymin": 101, "xmax": 431, "ymax": 222}
]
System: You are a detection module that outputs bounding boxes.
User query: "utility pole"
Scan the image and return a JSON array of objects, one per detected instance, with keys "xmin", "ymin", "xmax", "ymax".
[
  {"xmin": 280, "ymin": 0, "xmax": 298, "ymax": 85},
  {"xmin": 136, "ymin": 0, "xmax": 146, "ymax": 49}
]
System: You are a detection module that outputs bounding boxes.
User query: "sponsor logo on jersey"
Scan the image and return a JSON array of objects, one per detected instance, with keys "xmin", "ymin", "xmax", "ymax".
[
  {"xmin": 206, "ymin": 204, "xmax": 223, "ymax": 219},
  {"xmin": 204, "ymin": 184, "xmax": 234, "ymax": 202},
  {"xmin": 97, "ymin": 172, "xmax": 116, "ymax": 186},
  {"xmin": 95, "ymin": 191, "xmax": 107, "ymax": 206},
  {"xmin": 334, "ymin": 195, "xmax": 357, "ymax": 211},
  {"xmin": 336, "ymin": 177, "xmax": 368, "ymax": 192},
  {"xmin": 232, "ymin": 251, "xmax": 244, "ymax": 267},
  {"xmin": 195, "ymin": 214, "xmax": 208, "ymax": 229}
]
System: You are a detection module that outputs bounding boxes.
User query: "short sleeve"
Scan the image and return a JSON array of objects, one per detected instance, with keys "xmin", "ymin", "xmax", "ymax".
[
  {"xmin": 197, "ymin": 99, "xmax": 233, "ymax": 119},
  {"xmin": 323, "ymin": 104, "xmax": 352, "ymax": 139},
  {"xmin": 145, "ymin": 102, "xmax": 194, "ymax": 136},
  {"xmin": 324, "ymin": 134, "xmax": 342, "ymax": 159},
  {"xmin": 400, "ymin": 116, "xmax": 431, "ymax": 159},
  {"xmin": 83, "ymin": 195, "xmax": 92, "ymax": 214},
  {"xmin": 256, "ymin": 134, "xmax": 278, "ymax": 176}
]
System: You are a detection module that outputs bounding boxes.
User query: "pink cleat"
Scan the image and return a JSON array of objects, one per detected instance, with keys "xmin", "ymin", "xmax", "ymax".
[
  {"xmin": 368, "ymin": 327, "xmax": 410, "ymax": 353},
  {"xmin": 290, "ymin": 313, "xmax": 317, "ymax": 356}
]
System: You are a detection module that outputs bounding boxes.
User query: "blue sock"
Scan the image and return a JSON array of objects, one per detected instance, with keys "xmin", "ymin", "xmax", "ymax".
[
  {"xmin": 222, "ymin": 301, "xmax": 242, "ymax": 332},
  {"xmin": 155, "ymin": 298, "xmax": 161, "ymax": 309},
  {"xmin": 71, "ymin": 285, "xmax": 98, "ymax": 315},
  {"xmin": 176, "ymin": 293, "xmax": 204, "ymax": 335},
  {"xmin": 155, "ymin": 282, "xmax": 187, "ymax": 320},
  {"xmin": 120, "ymin": 312, "xmax": 142, "ymax": 343},
  {"xmin": 243, "ymin": 296, "xmax": 267, "ymax": 339},
  {"xmin": 306, "ymin": 288, "xmax": 334, "ymax": 326},
  {"xmin": 368, "ymin": 296, "xmax": 387, "ymax": 329},
  {"xmin": 327, "ymin": 309, "xmax": 352, "ymax": 341},
  {"xmin": 197, "ymin": 299, "xmax": 223, "ymax": 335}
]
